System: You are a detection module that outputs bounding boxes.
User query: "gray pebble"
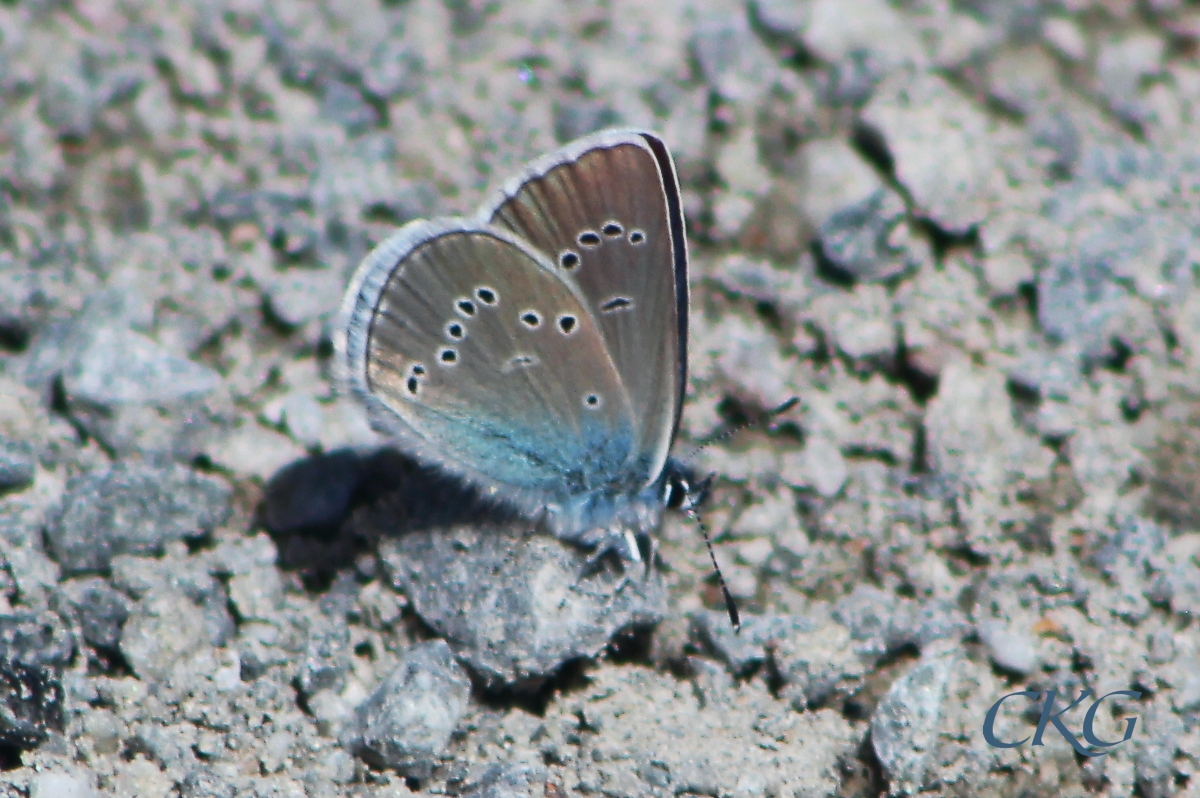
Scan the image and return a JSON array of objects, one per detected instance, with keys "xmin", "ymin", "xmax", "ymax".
[
  {"xmin": 59, "ymin": 577, "xmax": 131, "ymax": 651},
  {"xmin": 62, "ymin": 326, "xmax": 220, "ymax": 407},
  {"xmin": 461, "ymin": 763, "xmax": 549, "ymax": 798},
  {"xmin": 0, "ymin": 657, "xmax": 64, "ymax": 752},
  {"xmin": 297, "ymin": 619, "xmax": 353, "ymax": 698},
  {"xmin": 690, "ymin": 610, "xmax": 813, "ymax": 675},
  {"xmin": 348, "ymin": 639, "xmax": 471, "ymax": 780},
  {"xmin": 381, "ymin": 525, "xmax": 666, "ymax": 687},
  {"xmin": 0, "ymin": 612, "xmax": 74, "ymax": 670},
  {"xmin": 47, "ymin": 461, "xmax": 232, "ymax": 575},
  {"xmin": 1036, "ymin": 258, "xmax": 1128, "ymax": 357},
  {"xmin": 818, "ymin": 188, "xmax": 923, "ymax": 282},
  {"xmin": 861, "ymin": 70, "xmax": 997, "ymax": 232},
  {"xmin": 362, "ymin": 39, "xmax": 422, "ymax": 99},
  {"xmin": 119, "ymin": 587, "xmax": 212, "ymax": 680},
  {"xmin": 0, "ymin": 438, "xmax": 35, "ymax": 492},
  {"xmin": 976, "ymin": 619, "xmax": 1040, "ymax": 676},
  {"xmin": 871, "ymin": 650, "xmax": 956, "ymax": 795},
  {"xmin": 178, "ymin": 769, "xmax": 236, "ymax": 798},
  {"xmin": 319, "ymin": 79, "xmax": 379, "ymax": 136},
  {"xmin": 29, "ymin": 771, "xmax": 95, "ymax": 798}
]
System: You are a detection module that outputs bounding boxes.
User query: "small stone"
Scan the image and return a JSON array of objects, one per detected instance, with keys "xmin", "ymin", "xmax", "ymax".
[
  {"xmin": 0, "ymin": 657, "xmax": 64, "ymax": 752},
  {"xmin": 119, "ymin": 588, "xmax": 211, "ymax": 680},
  {"xmin": 1042, "ymin": 16, "xmax": 1088, "ymax": 62},
  {"xmin": 0, "ymin": 438, "xmax": 35, "ymax": 492},
  {"xmin": 790, "ymin": 0, "xmax": 925, "ymax": 75},
  {"xmin": 227, "ymin": 567, "xmax": 285, "ymax": 622},
  {"xmin": 691, "ymin": 10, "xmax": 779, "ymax": 104},
  {"xmin": 380, "ymin": 525, "xmax": 666, "ymax": 687},
  {"xmin": 779, "ymin": 436, "xmax": 848, "ymax": 498},
  {"xmin": 772, "ymin": 619, "xmax": 866, "ymax": 708},
  {"xmin": 871, "ymin": 650, "xmax": 956, "ymax": 795},
  {"xmin": 349, "ymin": 639, "xmax": 471, "ymax": 779},
  {"xmin": 362, "ymin": 39, "xmax": 422, "ymax": 99},
  {"xmin": 178, "ymin": 769, "xmax": 236, "ymax": 798},
  {"xmin": 60, "ymin": 577, "xmax": 131, "ymax": 651},
  {"xmin": 861, "ymin": 70, "xmax": 999, "ymax": 233},
  {"xmin": 30, "ymin": 771, "xmax": 96, "ymax": 798},
  {"xmin": 462, "ymin": 763, "xmax": 549, "ymax": 798},
  {"xmin": 818, "ymin": 189, "xmax": 924, "ymax": 282},
  {"xmin": 0, "ymin": 612, "xmax": 75, "ymax": 670},
  {"xmin": 165, "ymin": 46, "xmax": 223, "ymax": 103},
  {"xmin": 1037, "ymin": 258, "xmax": 1128, "ymax": 357},
  {"xmin": 1008, "ymin": 351, "xmax": 1079, "ymax": 401},
  {"xmin": 47, "ymin": 461, "xmax": 232, "ymax": 575},
  {"xmin": 319, "ymin": 79, "xmax": 379, "ymax": 136},
  {"xmin": 690, "ymin": 611, "xmax": 811, "ymax": 675},
  {"xmin": 265, "ymin": 269, "xmax": 344, "ymax": 330},
  {"xmin": 202, "ymin": 422, "xmax": 308, "ymax": 481},
  {"xmin": 1095, "ymin": 32, "xmax": 1165, "ymax": 125},
  {"xmin": 62, "ymin": 327, "xmax": 220, "ymax": 407},
  {"xmin": 262, "ymin": 391, "xmax": 324, "ymax": 448},
  {"xmin": 977, "ymin": 619, "xmax": 1040, "ymax": 675}
]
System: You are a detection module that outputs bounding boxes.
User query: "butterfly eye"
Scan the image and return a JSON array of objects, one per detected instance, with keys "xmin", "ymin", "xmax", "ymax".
[
  {"xmin": 559, "ymin": 250, "xmax": 580, "ymax": 270},
  {"xmin": 628, "ymin": 229, "xmax": 646, "ymax": 245},
  {"xmin": 520, "ymin": 311, "xmax": 541, "ymax": 328},
  {"xmin": 577, "ymin": 231, "xmax": 601, "ymax": 248},
  {"xmin": 557, "ymin": 315, "xmax": 577, "ymax": 335},
  {"xmin": 602, "ymin": 221, "xmax": 623, "ymax": 237},
  {"xmin": 476, "ymin": 287, "xmax": 497, "ymax": 304},
  {"xmin": 456, "ymin": 299, "xmax": 476, "ymax": 316}
]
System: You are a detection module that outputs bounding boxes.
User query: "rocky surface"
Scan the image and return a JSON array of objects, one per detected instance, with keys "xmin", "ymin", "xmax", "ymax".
[{"xmin": 2, "ymin": 0, "xmax": 1200, "ymax": 796}]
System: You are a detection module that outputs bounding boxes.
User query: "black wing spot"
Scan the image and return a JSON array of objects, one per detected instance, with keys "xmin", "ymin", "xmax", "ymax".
[
  {"xmin": 520, "ymin": 311, "xmax": 541, "ymax": 328},
  {"xmin": 440, "ymin": 348, "xmax": 458, "ymax": 364},
  {"xmin": 476, "ymin": 287, "xmax": 497, "ymax": 304},
  {"xmin": 628, "ymin": 229, "xmax": 646, "ymax": 245},
  {"xmin": 600, "ymin": 296, "xmax": 632, "ymax": 313},
  {"xmin": 407, "ymin": 377, "xmax": 419, "ymax": 394},
  {"xmin": 558, "ymin": 315, "xmax": 577, "ymax": 334},
  {"xmin": 602, "ymin": 221, "xmax": 623, "ymax": 237},
  {"xmin": 577, "ymin": 230, "xmax": 601, "ymax": 248},
  {"xmin": 446, "ymin": 322, "xmax": 465, "ymax": 340},
  {"xmin": 456, "ymin": 299, "xmax": 476, "ymax": 316},
  {"xmin": 411, "ymin": 364, "xmax": 426, "ymax": 375},
  {"xmin": 560, "ymin": 250, "xmax": 580, "ymax": 270},
  {"xmin": 584, "ymin": 393, "xmax": 601, "ymax": 409}
]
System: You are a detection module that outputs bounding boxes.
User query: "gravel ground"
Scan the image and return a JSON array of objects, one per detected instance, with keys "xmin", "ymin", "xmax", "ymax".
[{"xmin": 2, "ymin": 0, "xmax": 1200, "ymax": 796}]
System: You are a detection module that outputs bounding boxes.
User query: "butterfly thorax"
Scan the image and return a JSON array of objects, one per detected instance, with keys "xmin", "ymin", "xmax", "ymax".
[{"xmin": 539, "ymin": 458, "xmax": 705, "ymax": 559}]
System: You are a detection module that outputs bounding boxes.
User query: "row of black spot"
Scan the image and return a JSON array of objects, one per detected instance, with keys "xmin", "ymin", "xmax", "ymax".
[{"xmin": 557, "ymin": 222, "xmax": 646, "ymax": 271}]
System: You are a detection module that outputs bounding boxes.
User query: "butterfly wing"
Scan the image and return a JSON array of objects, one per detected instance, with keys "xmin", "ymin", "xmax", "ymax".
[
  {"xmin": 337, "ymin": 218, "xmax": 636, "ymax": 508},
  {"xmin": 479, "ymin": 130, "xmax": 688, "ymax": 491}
]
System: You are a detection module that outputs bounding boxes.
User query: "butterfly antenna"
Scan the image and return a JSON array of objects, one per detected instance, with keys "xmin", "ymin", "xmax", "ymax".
[
  {"xmin": 686, "ymin": 505, "xmax": 741, "ymax": 633},
  {"xmin": 683, "ymin": 396, "xmax": 799, "ymax": 462}
]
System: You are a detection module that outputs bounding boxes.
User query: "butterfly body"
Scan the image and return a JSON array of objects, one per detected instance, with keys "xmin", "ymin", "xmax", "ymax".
[{"xmin": 336, "ymin": 130, "xmax": 691, "ymax": 560}]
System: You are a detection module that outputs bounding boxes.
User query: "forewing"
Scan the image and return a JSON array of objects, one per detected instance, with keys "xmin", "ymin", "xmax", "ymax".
[
  {"xmin": 481, "ymin": 130, "xmax": 688, "ymax": 489},
  {"xmin": 339, "ymin": 219, "xmax": 635, "ymax": 502}
]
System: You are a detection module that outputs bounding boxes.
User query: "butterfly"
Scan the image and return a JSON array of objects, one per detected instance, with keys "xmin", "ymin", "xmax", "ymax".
[{"xmin": 336, "ymin": 129, "xmax": 739, "ymax": 624}]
